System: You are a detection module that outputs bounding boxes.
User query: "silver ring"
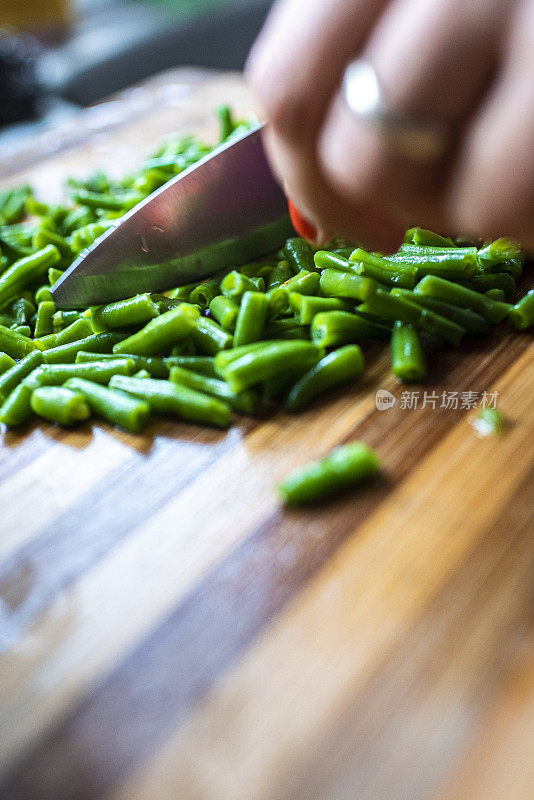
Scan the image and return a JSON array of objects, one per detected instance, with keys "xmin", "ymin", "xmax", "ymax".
[{"xmin": 343, "ymin": 59, "xmax": 449, "ymax": 163}]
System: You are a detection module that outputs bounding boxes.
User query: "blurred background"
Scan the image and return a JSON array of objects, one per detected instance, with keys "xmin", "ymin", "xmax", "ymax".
[{"xmin": 0, "ymin": 0, "xmax": 272, "ymax": 150}]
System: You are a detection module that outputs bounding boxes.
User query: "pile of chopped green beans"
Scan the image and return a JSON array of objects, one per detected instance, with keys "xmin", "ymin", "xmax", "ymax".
[{"xmin": 0, "ymin": 106, "xmax": 532, "ymax": 454}]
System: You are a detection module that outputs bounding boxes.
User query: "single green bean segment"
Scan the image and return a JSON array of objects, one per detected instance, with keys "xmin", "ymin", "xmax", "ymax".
[
  {"xmin": 414, "ymin": 275, "xmax": 510, "ymax": 324},
  {"xmin": 349, "ymin": 248, "xmax": 418, "ymax": 288},
  {"xmin": 278, "ymin": 442, "xmax": 381, "ymax": 506},
  {"xmin": 34, "ymin": 300, "xmax": 55, "ymax": 338},
  {"xmin": 189, "ymin": 277, "xmax": 223, "ymax": 308},
  {"xmin": 0, "ymin": 382, "xmax": 33, "ymax": 427},
  {"xmin": 64, "ymin": 377, "xmax": 151, "ymax": 433},
  {"xmin": 76, "ymin": 350, "xmax": 169, "ymax": 377},
  {"xmin": 193, "ymin": 316, "xmax": 233, "ymax": 355},
  {"xmin": 109, "ymin": 375, "xmax": 231, "ymax": 428},
  {"xmin": 217, "ymin": 340, "xmax": 323, "ymax": 394},
  {"xmin": 113, "ymin": 304, "xmax": 199, "ymax": 356},
  {"xmin": 169, "ymin": 365, "xmax": 259, "ymax": 415},
  {"xmin": 391, "ymin": 321, "xmax": 427, "ymax": 382},
  {"xmin": 404, "ymin": 227, "xmax": 456, "ymax": 247},
  {"xmin": 385, "ymin": 246, "xmax": 478, "ymax": 280},
  {"xmin": 0, "ymin": 350, "xmax": 43, "ymax": 402},
  {"xmin": 0, "ymin": 244, "xmax": 61, "ymax": 306},
  {"xmin": 90, "ymin": 293, "xmax": 159, "ymax": 333},
  {"xmin": 54, "ymin": 317, "xmax": 93, "ymax": 346},
  {"xmin": 163, "ymin": 355, "xmax": 216, "ymax": 377},
  {"xmin": 314, "ymin": 251, "xmax": 353, "ymax": 272},
  {"xmin": 319, "ymin": 269, "xmax": 377, "ymax": 301},
  {"xmin": 391, "ymin": 288, "xmax": 490, "ymax": 334},
  {"xmin": 471, "ymin": 407, "xmax": 509, "ymax": 437},
  {"xmin": 267, "ymin": 260, "xmax": 293, "ymax": 289},
  {"xmin": 311, "ymin": 310, "xmax": 390, "ymax": 347},
  {"xmin": 31, "ymin": 386, "xmax": 91, "ymax": 426},
  {"xmin": 0, "ymin": 324, "xmax": 41, "ymax": 359},
  {"xmin": 233, "ymin": 291, "xmax": 269, "ymax": 347},
  {"xmin": 26, "ymin": 358, "xmax": 136, "ymax": 388},
  {"xmin": 286, "ymin": 345, "xmax": 365, "ymax": 411},
  {"xmin": 208, "ymin": 295, "xmax": 239, "ymax": 332},
  {"xmin": 0, "ymin": 352, "xmax": 16, "ymax": 375},
  {"xmin": 509, "ymin": 289, "xmax": 534, "ymax": 330},
  {"xmin": 220, "ymin": 271, "xmax": 258, "ymax": 301},
  {"xmin": 284, "ymin": 237, "xmax": 315, "ymax": 272},
  {"xmin": 44, "ymin": 332, "xmax": 127, "ymax": 364},
  {"xmin": 468, "ymin": 272, "xmax": 516, "ymax": 301}
]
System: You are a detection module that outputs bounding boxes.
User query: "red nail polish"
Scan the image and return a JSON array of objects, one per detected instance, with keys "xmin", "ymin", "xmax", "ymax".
[{"xmin": 288, "ymin": 199, "xmax": 318, "ymax": 242}]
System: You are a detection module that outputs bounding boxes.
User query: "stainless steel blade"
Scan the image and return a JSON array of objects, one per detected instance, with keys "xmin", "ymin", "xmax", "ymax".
[{"xmin": 51, "ymin": 124, "xmax": 292, "ymax": 308}]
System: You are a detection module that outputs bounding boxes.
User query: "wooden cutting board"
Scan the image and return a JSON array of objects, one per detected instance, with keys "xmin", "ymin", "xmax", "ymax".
[{"xmin": 1, "ymin": 68, "xmax": 534, "ymax": 800}]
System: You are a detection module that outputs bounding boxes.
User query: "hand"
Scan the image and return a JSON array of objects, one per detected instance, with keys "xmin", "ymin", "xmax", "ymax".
[{"xmin": 246, "ymin": 0, "xmax": 534, "ymax": 252}]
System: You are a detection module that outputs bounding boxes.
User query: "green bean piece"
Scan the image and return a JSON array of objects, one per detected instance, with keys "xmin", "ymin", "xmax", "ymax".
[
  {"xmin": 284, "ymin": 237, "xmax": 315, "ymax": 272},
  {"xmin": 390, "ymin": 321, "xmax": 426, "ymax": 382},
  {"xmin": 0, "ymin": 382, "xmax": 33, "ymax": 427},
  {"xmin": 71, "ymin": 189, "xmax": 142, "ymax": 212},
  {"xmin": 217, "ymin": 104, "xmax": 238, "ymax": 141},
  {"xmin": 319, "ymin": 269, "xmax": 377, "ymax": 301},
  {"xmin": 163, "ymin": 355, "xmax": 216, "ymax": 377},
  {"xmin": 0, "ymin": 352, "xmax": 16, "ymax": 375},
  {"xmin": 403, "ymin": 227, "xmax": 456, "ymax": 247},
  {"xmin": 48, "ymin": 267, "xmax": 64, "ymax": 287},
  {"xmin": 12, "ymin": 325, "xmax": 32, "ymax": 337},
  {"xmin": 76, "ymin": 350, "xmax": 169, "ymax": 377},
  {"xmin": 26, "ymin": 358, "xmax": 136, "ymax": 388},
  {"xmin": 278, "ymin": 442, "xmax": 381, "ymax": 506},
  {"xmin": 133, "ymin": 369, "xmax": 151, "ymax": 379},
  {"xmin": 168, "ymin": 282, "xmax": 196, "ymax": 301},
  {"xmin": 208, "ymin": 295, "xmax": 239, "ymax": 332},
  {"xmin": 169, "ymin": 365, "xmax": 259, "ymax": 415},
  {"xmin": 64, "ymin": 377, "xmax": 150, "ymax": 433},
  {"xmin": 109, "ymin": 375, "xmax": 230, "ymax": 428},
  {"xmin": 44, "ymin": 332, "xmax": 127, "ymax": 364},
  {"xmin": 233, "ymin": 291, "xmax": 269, "ymax": 347},
  {"xmin": 0, "ymin": 245, "xmax": 61, "ymax": 307},
  {"xmin": 349, "ymin": 248, "xmax": 418, "ymax": 288},
  {"xmin": 414, "ymin": 275, "xmax": 510, "ymax": 324},
  {"xmin": 189, "ymin": 277, "xmax": 223, "ymax": 309},
  {"xmin": 0, "ymin": 324, "xmax": 41, "ymax": 359},
  {"xmin": 31, "ymin": 386, "xmax": 91, "ymax": 426},
  {"xmin": 386, "ymin": 246, "xmax": 479, "ymax": 280},
  {"xmin": 53, "ymin": 309, "xmax": 82, "ymax": 330},
  {"xmin": 9, "ymin": 297, "xmax": 35, "ymax": 326},
  {"xmin": 90, "ymin": 293, "xmax": 159, "ymax": 333},
  {"xmin": 485, "ymin": 289, "xmax": 507, "ymax": 303},
  {"xmin": 478, "ymin": 237, "xmax": 523, "ymax": 270},
  {"xmin": 311, "ymin": 311, "xmax": 390, "ymax": 348},
  {"xmin": 34, "ymin": 301, "xmax": 55, "ymax": 338},
  {"xmin": 471, "ymin": 407, "xmax": 509, "ymax": 437},
  {"xmin": 113, "ymin": 304, "xmax": 199, "ymax": 356},
  {"xmin": 390, "ymin": 289, "xmax": 490, "ymax": 334},
  {"xmin": 266, "ymin": 260, "xmax": 293, "ymax": 289},
  {"xmin": 54, "ymin": 317, "xmax": 93, "ymax": 346},
  {"xmin": 33, "ymin": 226, "xmax": 73, "ymax": 264},
  {"xmin": 220, "ymin": 271, "xmax": 259, "ymax": 301},
  {"xmin": 509, "ymin": 290, "xmax": 534, "ymax": 330},
  {"xmin": 0, "ymin": 350, "xmax": 43, "ymax": 402},
  {"xmin": 192, "ymin": 316, "xmax": 233, "ymax": 355},
  {"xmin": 34, "ymin": 333, "xmax": 58, "ymax": 350},
  {"xmin": 218, "ymin": 340, "xmax": 323, "ymax": 393},
  {"xmin": 288, "ymin": 293, "xmax": 355, "ymax": 324},
  {"xmin": 34, "ymin": 285, "xmax": 53, "ymax": 303},
  {"xmin": 314, "ymin": 251, "xmax": 353, "ymax": 272},
  {"xmin": 467, "ymin": 272, "xmax": 516, "ymax": 301},
  {"xmin": 286, "ymin": 345, "xmax": 365, "ymax": 411}
]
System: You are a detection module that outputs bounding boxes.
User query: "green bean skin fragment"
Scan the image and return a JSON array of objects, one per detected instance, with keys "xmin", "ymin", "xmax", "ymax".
[
  {"xmin": 284, "ymin": 237, "xmax": 315, "ymax": 272},
  {"xmin": 278, "ymin": 442, "xmax": 381, "ymax": 506},
  {"xmin": 233, "ymin": 291, "xmax": 269, "ymax": 347},
  {"xmin": 349, "ymin": 248, "xmax": 418, "ymax": 288},
  {"xmin": 31, "ymin": 386, "xmax": 91, "ymax": 426},
  {"xmin": 34, "ymin": 301, "xmax": 55, "ymax": 338},
  {"xmin": 509, "ymin": 289, "xmax": 534, "ymax": 330},
  {"xmin": 319, "ymin": 269, "xmax": 377, "ymax": 301},
  {"xmin": 44, "ymin": 332, "xmax": 127, "ymax": 364},
  {"xmin": 54, "ymin": 317, "xmax": 93, "ymax": 346},
  {"xmin": 471, "ymin": 407, "xmax": 509, "ymax": 437},
  {"xmin": 108, "ymin": 375, "xmax": 230, "ymax": 428},
  {"xmin": 163, "ymin": 355, "xmax": 216, "ymax": 377},
  {"xmin": 218, "ymin": 340, "xmax": 323, "ymax": 394},
  {"xmin": 391, "ymin": 321, "xmax": 427, "ymax": 383},
  {"xmin": 478, "ymin": 237, "xmax": 523, "ymax": 271},
  {"xmin": 0, "ymin": 382, "xmax": 33, "ymax": 427},
  {"xmin": 414, "ymin": 275, "xmax": 510, "ymax": 324},
  {"xmin": 169, "ymin": 365, "xmax": 260, "ymax": 415},
  {"xmin": 311, "ymin": 311, "xmax": 390, "ymax": 348},
  {"xmin": 391, "ymin": 289, "xmax": 490, "ymax": 334},
  {"xmin": 0, "ymin": 352, "xmax": 16, "ymax": 375},
  {"xmin": 404, "ymin": 227, "xmax": 456, "ymax": 247},
  {"xmin": 113, "ymin": 304, "xmax": 199, "ymax": 356},
  {"xmin": 64, "ymin": 377, "xmax": 151, "ymax": 433},
  {"xmin": 286, "ymin": 345, "xmax": 365, "ymax": 411},
  {"xmin": 0, "ymin": 245, "xmax": 61, "ymax": 307},
  {"xmin": 208, "ymin": 295, "xmax": 239, "ymax": 332},
  {"xmin": 0, "ymin": 350, "xmax": 43, "ymax": 402},
  {"xmin": 26, "ymin": 358, "xmax": 136, "ymax": 389},
  {"xmin": 90, "ymin": 293, "xmax": 159, "ymax": 333},
  {"xmin": 192, "ymin": 316, "xmax": 233, "ymax": 355}
]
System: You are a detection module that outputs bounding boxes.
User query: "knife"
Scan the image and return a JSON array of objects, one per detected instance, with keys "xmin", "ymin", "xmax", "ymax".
[{"xmin": 51, "ymin": 123, "xmax": 293, "ymax": 308}]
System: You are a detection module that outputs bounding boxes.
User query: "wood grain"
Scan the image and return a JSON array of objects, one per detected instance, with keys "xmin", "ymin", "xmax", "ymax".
[{"xmin": 1, "ymin": 68, "xmax": 534, "ymax": 800}]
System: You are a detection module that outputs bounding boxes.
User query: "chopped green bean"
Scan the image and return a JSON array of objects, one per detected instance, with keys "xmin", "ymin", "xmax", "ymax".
[
  {"xmin": 0, "ymin": 382, "xmax": 33, "ymax": 427},
  {"xmin": 0, "ymin": 350, "xmax": 44, "ymax": 402},
  {"xmin": 0, "ymin": 245, "xmax": 61, "ymax": 307},
  {"xmin": 217, "ymin": 340, "xmax": 323, "ymax": 394},
  {"xmin": 169, "ymin": 365, "xmax": 259, "ymax": 414},
  {"xmin": 311, "ymin": 311, "xmax": 390, "ymax": 347},
  {"xmin": 44, "ymin": 332, "xmax": 127, "ymax": 364},
  {"xmin": 64, "ymin": 377, "xmax": 150, "ymax": 433},
  {"xmin": 209, "ymin": 295, "xmax": 239, "ymax": 332},
  {"xmin": 34, "ymin": 301, "xmax": 55, "ymax": 338},
  {"xmin": 90, "ymin": 293, "xmax": 159, "ymax": 333},
  {"xmin": 0, "ymin": 352, "xmax": 16, "ymax": 375},
  {"xmin": 414, "ymin": 275, "xmax": 510, "ymax": 324},
  {"xmin": 391, "ymin": 321, "xmax": 426, "ymax": 382},
  {"xmin": 284, "ymin": 237, "xmax": 315, "ymax": 272},
  {"xmin": 286, "ymin": 345, "xmax": 365, "ymax": 410},
  {"xmin": 319, "ymin": 269, "xmax": 377, "ymax": 301},
  {"xmin": 233, "ymin": 291, "xmax": 269, "ymax": 347},
  {"xmin": 193, "ymin": 316, "xmax": 233, "ymax": 355},
  {"xmin": 113, "ymin": 304, "xmax": 199, "ymax": 356},
  {"xmin": 509, "ymin": 289, "xmax": 534, "ymax": 330},
  {"xmin": 0, "ymin": 324, "xmax": 41, "ymax": 359},
  {"xmin": 31, "ymin": 386, "xmax": 91, "ymax": 426}
]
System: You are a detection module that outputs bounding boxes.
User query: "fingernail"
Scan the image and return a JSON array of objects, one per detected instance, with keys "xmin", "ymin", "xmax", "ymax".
[{"xmin": 288, "ymin": 199, "xmax": 318, "ymax": 242}]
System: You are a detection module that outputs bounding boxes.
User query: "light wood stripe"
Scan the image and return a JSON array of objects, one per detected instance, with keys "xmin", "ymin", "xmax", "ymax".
[{"xmin": 106, "ymin": 346, "xmax": 534, "ymax": 800}]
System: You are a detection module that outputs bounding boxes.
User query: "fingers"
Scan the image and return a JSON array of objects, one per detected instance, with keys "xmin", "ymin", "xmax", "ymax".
[
  {"xmin": 448, "ymin": 0, "xmax": 534, "ymax": 247},
  {"xmin": 318, "ymin": 0, "xmax": 509, "ymax": 231}
]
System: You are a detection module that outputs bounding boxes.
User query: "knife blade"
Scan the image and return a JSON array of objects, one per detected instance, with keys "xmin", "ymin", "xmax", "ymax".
[{"xmin": 51, "ymin": 123, "xmax": 292, "ymax": 308}]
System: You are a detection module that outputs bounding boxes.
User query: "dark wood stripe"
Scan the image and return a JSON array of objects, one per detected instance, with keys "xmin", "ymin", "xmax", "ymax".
[
  {"xmin": 286, "ymin": 466, "xmax": 534, "ymax": 800},
  {"xmin": 1, "ymin": 331, "xmax": 529, "ymax": 800},
  {"xmin": 0, "ymin": 421, "xmax": 251, "ymax": 650}
]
